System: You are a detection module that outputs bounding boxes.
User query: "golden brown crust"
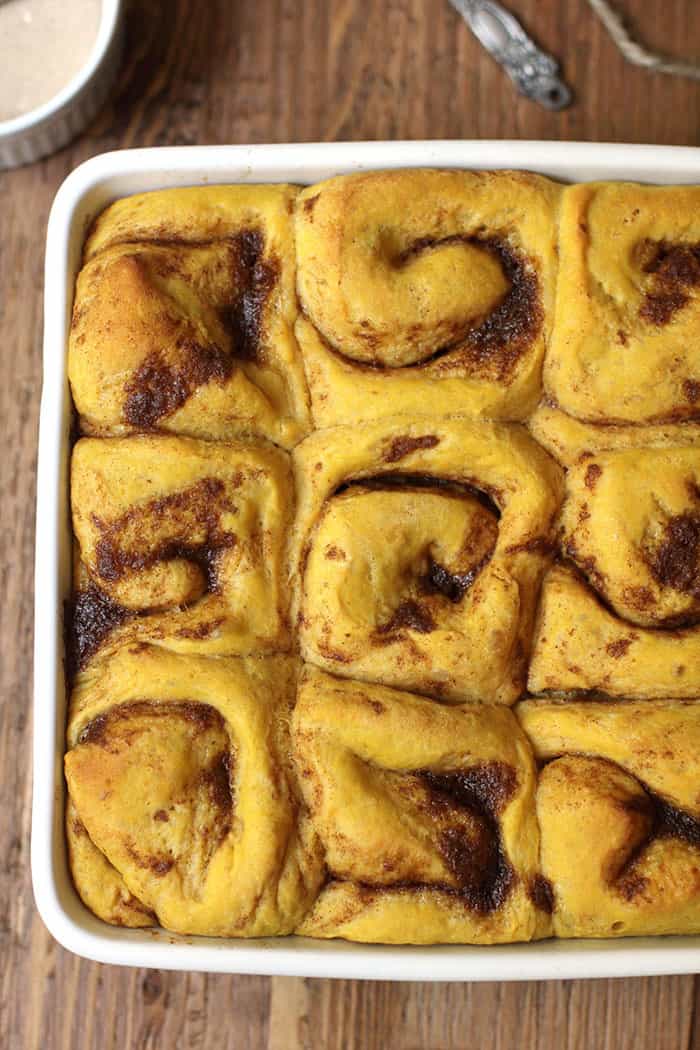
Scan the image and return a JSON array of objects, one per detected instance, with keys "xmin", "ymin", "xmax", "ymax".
[
  {"xmin": 527, "ymin": 564, "xmax": 700, "ymax": 699},
  {"xmin": 528, "ymin": 436, "xmax": 700, "ymax": 699},
  {"xmin": 66, "ymin": 798, "xmax": 156, "ymax": 928},
  {"xmin": 529, "ymin": 404, "xmax": 700, "ymax": 467}
]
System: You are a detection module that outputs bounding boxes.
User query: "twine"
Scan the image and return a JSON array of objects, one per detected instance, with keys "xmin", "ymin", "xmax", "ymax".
[{"xmin": 588, "ymin": 0, "xmax": 700, "ymax": 80}]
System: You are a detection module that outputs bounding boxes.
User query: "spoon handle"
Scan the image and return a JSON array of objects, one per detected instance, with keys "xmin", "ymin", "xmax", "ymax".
[{"xmin": 448, "ymin": 0, "xmax": 572, "ymax": 110}]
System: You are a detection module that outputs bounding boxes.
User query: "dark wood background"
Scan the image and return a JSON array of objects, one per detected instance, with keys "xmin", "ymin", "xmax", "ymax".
[{"xmin": 2, "ymin": 1, "xmax": 699, "ymax": 1046}]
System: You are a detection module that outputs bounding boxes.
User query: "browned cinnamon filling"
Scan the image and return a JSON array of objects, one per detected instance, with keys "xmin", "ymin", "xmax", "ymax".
[
  {"xmin": 639, "ymin": 240, "xmax": 700, "ymax": 326},
  {"xmin": 647, "ymin": 512, "xmax": 700, "ymax": 601},
  {"xmin": 78, "ymin": 697, "xmax": 227, "ymax": 743},
  {"xmin": 422, "ymin": 555, "xmax": 492, "ymax": 604},
  {"xmin": 528, "ymin": 874, "xmax": 555, "ymax": 913},
  {"xmin": 383, "ymin": 434, "xmax": 441, "ymax": 463},
  {"xmin": 124, "ymin": 342, "xmax": 232, "ymax": 430},
  {"xmin": 376, "ymin": 600, "xmax": 436, "ymax": 636},
  {"xmin": 330, "ymin": 474, "xmax": 501, "ymax": 640},
  {"xmin": 461, "ymin": 238, "xmax": 541, "ymax": 374},
  {"xmin": 333, "ymin": 473, "xmax": 503, "ymax": 514},
  {"xmin": 615, "ymin": 788, "xmax": 700, "ymax": 901},
  {"xmin": 339, "ymin": 235, "xmax": 541, "ymax": 379},
  {"xmin": 559, "ymin": 548, "xmax": 700, "ymax": 631},
  {"xmin": 66, "ymin": 582, "xmax": 132, "ymax": 677},
  {"xmin": 114, "ymin": 228, "xmax": 279, "ymax": 430},
  {"xmin": 92, "ymin": 477, "xmax": 239, "ymax": 592},
  {"xmin": 327, "ymin": 762, "xmax": 520, "ymax": 914},
  {"xmin": 222, "ymin": 229, "xmax": 280, "ymax": 363},
  {"xmin": 76, "ymin": 701, "xmax": 235, "ymax": 866},
  {"xmin": 67, "ymin": 477, "xmax": 245, "ymax": 675},
  {"xmin": 538, "ymin": 753, "xmax": 700, "ymax": 903}
]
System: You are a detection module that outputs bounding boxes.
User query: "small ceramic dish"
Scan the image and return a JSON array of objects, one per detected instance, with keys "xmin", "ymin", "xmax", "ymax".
[{"xmin": 0, "ymin": 0, "xmax": 124, "ymax": 169}]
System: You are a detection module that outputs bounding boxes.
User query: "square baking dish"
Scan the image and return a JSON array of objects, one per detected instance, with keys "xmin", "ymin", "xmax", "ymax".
[{"xmin": 33, "ymin": 141, "xmax": 700, "ymax": 980}]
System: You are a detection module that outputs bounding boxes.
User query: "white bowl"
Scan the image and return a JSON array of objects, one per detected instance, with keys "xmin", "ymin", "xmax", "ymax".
[
  {"xmin": 0, "ymin": 0, "xmax": 124, "ymax": 169},
  {"xmin": 33, "ymin": 141, "xmax": 700, "ymax": 979}
]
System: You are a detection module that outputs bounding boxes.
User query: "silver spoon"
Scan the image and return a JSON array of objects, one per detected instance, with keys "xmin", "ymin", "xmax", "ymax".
[{"xmin": 448, "ymin": 0, "xmax": 572, "ymax": 110}]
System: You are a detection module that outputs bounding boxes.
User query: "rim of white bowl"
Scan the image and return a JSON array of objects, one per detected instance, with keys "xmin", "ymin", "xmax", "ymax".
[{"xmin": 0, "ymin": 0, "xmax": 123, "ymax": 139}]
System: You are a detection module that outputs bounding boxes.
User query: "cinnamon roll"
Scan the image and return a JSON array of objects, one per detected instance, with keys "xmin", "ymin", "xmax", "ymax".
[
  {"xmin": 528, "ymin": 442, "xmax": 700, "ymax": 698},
  {"xmin": 69, "ymin": 186, "xmax": 310, "ymax": 449},
  {"xmin": 293, "ymin": 668, "xmax": 550, "ymax": 944},
  {"xmin": 69, "ymin": 435, "xmax": 292, "ymax": 670},
  {"xmin": 295, "ymin": 170, "xmax": 560, "ymax": 426},
  {"xmin": 291, "ymin": 416, "xmax": 563, "ymax": 704},
  {"xmin": 545, "ymin": 181, "xmax": 700, "ymax": 424},
  {"xmin": 65, "ymin": 647, "xmax": 323, "ymax": 936},
  {"xmin": 518, "ymin": 698, "xmax": 700, "ymax": 937}
]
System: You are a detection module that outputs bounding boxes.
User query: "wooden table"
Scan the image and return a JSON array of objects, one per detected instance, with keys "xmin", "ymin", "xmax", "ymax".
[{"xmin": 2, "ymin": 1, "xmax": 699, "ymax": 1046}]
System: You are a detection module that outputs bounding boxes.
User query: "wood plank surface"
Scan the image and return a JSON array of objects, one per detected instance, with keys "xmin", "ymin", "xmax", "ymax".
[{"xmin": 1, "ymin": 0, "xmax": 699, "ymax": 1047}]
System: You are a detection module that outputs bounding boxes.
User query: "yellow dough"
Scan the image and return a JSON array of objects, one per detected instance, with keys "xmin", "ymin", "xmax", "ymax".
[
  {"xmin": 66, "ymin": 798, "xmax": 156, "ymax": 928},
  {"xmin": 545, "ymin": 181, "xmax": 700, "ymax": 424},
  {"xmin": 69, "ymin": 185, "xmax": 310, "ymax": 449},
  {"xmin": 70, "ymin": 435, "xmax": 293, "ymax": 666},
  {"xmin": 291, "ymin": 416, "xmax": 563, "ymax": 704},
  {"xmin": 528, "ymin": 565, "xmax": 700, "ymax": 699},
  {"xmin": 294, "ymin": 668, "xmax": 551, "ymax": 944},
  {"xmin": 65, "ymin": 647, "xmax": 323, "ymax": 936},
  {"xmin": 295, "ymin": 169, "xmax": 561, "ymax": 425},
  {"xmin": 518, "ymin": 699, "xmax": 700, "ymax": 937},
  {"xmin": 529, "ymin": 403, "xmax": 700, "ymax": 467}
]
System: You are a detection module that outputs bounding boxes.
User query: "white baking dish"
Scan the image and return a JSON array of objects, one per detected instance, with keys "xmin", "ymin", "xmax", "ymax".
[
  {"xmin": 0, "ymin": 0, "xmax": 124, "ymax": 170},
  {"xmin": 33, "ymin": 141, "xmax": 700, "ymax": 980}
]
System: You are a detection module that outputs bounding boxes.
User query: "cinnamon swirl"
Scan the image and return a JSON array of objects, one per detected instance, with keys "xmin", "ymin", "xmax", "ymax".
[
  {"xmin": 295, "ymin": 169, "xmax": 560, "ymax": 426},
  {"xmin": 69, "ymin": 434, "xmax": 293, "ymax": 669},
  {"xmin": 65, "ymin": 647, "xmax": 323, "ymax": 936},
  {"xmin": 518, "ymin": 698, "xmax": 700, "ymax": 937},
  {"xmin": 69, "ymin": 186, "xmax": 310, "ymax": 449},
  {"xmin": 291, "ymin": 416, "xmax": 563, "ymax": 703},
  {"xmin": 545, "ymin": 181, "xmax": 700, "ymax": 424},
  {"xmin": 62, "ymin": 169, "xmax": 700, "ymax": 946},
  {"xmin": 528, "ymin": 442, "xmax": 700, "ymax": 698},
  {"xmin": 293, "ymin": 668, "xmax": 550, "ymax": 944}
]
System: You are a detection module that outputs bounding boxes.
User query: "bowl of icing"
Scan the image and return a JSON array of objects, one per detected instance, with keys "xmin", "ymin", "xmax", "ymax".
[{"xmin": 0, "ymin": 0, "xmax": 124, "ymax": 169}]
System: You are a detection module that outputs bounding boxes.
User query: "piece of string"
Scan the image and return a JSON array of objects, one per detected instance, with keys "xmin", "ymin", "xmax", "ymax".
[{"xmin": 587, "ymin": 0, "xmax": 700, "ymax": 80}]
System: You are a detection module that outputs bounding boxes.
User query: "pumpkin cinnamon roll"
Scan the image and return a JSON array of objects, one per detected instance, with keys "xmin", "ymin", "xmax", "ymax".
[
  {"xmin": 518, "ymin": 698, "xmax": 700, "ymax": 937},
  {"xmin": 293, "ymin": 668, "xmax": 550, "ymax": 944},
  {"xmin": 65, "ymin": 647, "xmax": 323, "ymax": 935},
  {"xmin": 69, "ymin": 185, "xmax": 310, "ymax": 449},
  {"xmin": 291, "ymin": 416, "xmax": 563, "ymax": 704},
  {"xmin": 294, "ymin": 169, "xmax": 560, "ymax": 426},
  {"xmin": 545, "ymin": 181, "xmax": 700, "ymax": 424},
  {"xmin": 69, "ymin": 435, "xmax": 292, "ymax": 670},
  {"xmin": 528, "ymin": 442, "xmax": 700, "ymax": 698}
]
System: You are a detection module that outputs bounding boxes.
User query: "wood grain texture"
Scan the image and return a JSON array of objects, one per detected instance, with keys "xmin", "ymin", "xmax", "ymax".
[{"xmin": 1, "ymin": 0, "xmax": 699, "ymax": 1046}]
